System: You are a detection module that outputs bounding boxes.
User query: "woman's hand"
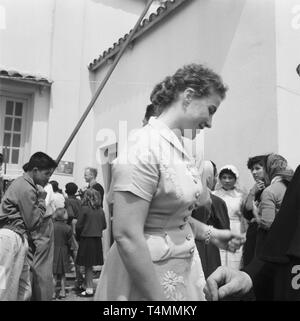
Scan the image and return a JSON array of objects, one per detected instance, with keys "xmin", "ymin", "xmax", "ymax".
[
  {"xmin": 211, "ymin": 228, "xmax": 246, "ymax": 252},
  {"xmin": 251, "ymin": 200, "xmax": 260, "ymax": 221},
  {"xmin": 250, "ymin": 180, "xmax": 265, "ymax": 196},
  {"xmin": 256, "ymin": 179, "xmax": 265, "ymax": 191}
]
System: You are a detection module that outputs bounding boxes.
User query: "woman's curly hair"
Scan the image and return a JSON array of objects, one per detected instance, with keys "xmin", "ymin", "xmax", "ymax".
[{"xmin": 150, "ymin": 64, "xmax": 227, "ymax": 112}]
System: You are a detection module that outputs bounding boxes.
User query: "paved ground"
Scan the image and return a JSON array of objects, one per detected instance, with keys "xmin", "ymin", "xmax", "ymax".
[{"xmin": 52, "ymin": 270, "xmax": 100, "ymax": 301}]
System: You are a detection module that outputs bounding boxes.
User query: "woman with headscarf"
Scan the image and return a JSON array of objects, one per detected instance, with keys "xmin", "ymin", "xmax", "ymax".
[
  {"xmin": 255, "ymin": 153, "xmax": 294, "ymax": 258},
  {"xmin": 213, "ymin": 165, "xmax": 246, "ymax": 270},
  {"xmin": 192, "ymin": 161, "xmax": 230, "ymax": 278}
]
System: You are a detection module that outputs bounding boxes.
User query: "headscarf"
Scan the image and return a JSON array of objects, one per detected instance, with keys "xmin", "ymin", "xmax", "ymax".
[{"xmin": 265, "ymin": 153, "xmax": 294, "ymax": 185}]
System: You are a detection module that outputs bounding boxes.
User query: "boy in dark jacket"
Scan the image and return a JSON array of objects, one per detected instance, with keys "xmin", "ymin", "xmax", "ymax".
[{"xmin": 0, "ymin": 152, "xmax": 56, "ymax": 300}]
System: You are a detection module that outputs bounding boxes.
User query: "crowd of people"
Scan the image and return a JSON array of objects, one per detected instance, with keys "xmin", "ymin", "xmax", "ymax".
[
  {"xmin": 0, "ymin": 156, "xmax": 106, "ymax": 300},
  {"xmin": 0, "ymin": 63, "xmax": 298, "ymax": 301}
]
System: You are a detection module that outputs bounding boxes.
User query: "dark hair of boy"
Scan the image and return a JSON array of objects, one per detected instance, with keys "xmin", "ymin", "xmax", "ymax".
[
  {"xmin": 22, "ymin": 152, "xmax": 57, "ymax": 172},
  {"xmin": 65, "ymin": 182, "xmax": 78, "ymax": 196},
  {"xmin": 49, "ymin": 180, "xmax": 60, "ymax": 193}
]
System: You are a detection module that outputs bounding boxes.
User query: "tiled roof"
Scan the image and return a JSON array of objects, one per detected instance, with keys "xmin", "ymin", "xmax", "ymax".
[
  {"xmin": 88, "ymin": 0, "xmax": 190, "ymax": 71},
  {"xmin": 0, "ymin": 68, "xmax": 52, "ymax": 86}
]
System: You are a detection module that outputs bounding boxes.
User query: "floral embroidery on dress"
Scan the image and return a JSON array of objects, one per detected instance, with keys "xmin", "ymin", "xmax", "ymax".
[
  {"xmin": 161, "ymin": 270, "xmax": 185, "ymax": 301},
  {"xmin": 160, "ymin": 161, "xmax": 183, "ymax": 198},
  {"xmin": 191, "ymin": 250, "xmax": 198, "ymax": 267}
]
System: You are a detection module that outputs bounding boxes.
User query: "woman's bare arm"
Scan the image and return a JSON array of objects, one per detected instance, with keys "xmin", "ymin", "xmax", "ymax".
[{"xmin": 113, "ymin": 191, "xmax": 165, "ymax": 301}]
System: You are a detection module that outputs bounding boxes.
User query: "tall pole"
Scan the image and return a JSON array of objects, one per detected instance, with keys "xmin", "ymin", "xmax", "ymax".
[{"xmin": 56, "ymin": 0, "xmax": 154, "ymax": 164}]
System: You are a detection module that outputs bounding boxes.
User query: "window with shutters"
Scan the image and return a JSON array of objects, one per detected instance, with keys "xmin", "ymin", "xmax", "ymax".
[{"xmin": 0, "ymin": 95, "xmax": 29, "ymax": 171}]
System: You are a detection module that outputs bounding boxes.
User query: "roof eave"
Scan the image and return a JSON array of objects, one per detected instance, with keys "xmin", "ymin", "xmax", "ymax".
[
  {"xmin": 0, "ymin": 75, "xmax": 52, "ymax": 87},
  {"xmin": 88, "ymin": 0, "xmax": 190, "ymax": 72}
]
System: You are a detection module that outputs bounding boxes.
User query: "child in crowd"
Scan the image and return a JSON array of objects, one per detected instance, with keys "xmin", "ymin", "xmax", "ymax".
[
  {"xmin": 52, "ymin": 208, "xmax": 72, "ymax": 299},
  {"xmin": 76, "ymin": 189, "xmax": 106, "ymax": 297},
  {"xmin": 49, "ymin": 181, "xmax": 65, "ymax": 210},
  {"xmin": 64, "ymin": 182, "xmax": 83, "ymax": 291}
]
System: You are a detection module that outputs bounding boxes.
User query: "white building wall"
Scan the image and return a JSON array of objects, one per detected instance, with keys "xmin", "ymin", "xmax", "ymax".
[
  {"xmin": 72, "ymin": 0, "xmax": 139, "ymax": 189},
  {"xmin": 30, "ymin": 88, "xmax": 51, "ymax": 155},
  {"xmin": 46, "ymin": 0, "xmax": 87, "ymax": 187},
  {"xmin": 275, "ymin": 0, "xmax": 300, "ymax": 171},
  {"xmin": 0, "ymin": 0, "xmax": 54, "ymax": 176},
  {"xmin": 0, "ymin": 0, "xmax": 54, "ymax": 75},
  {"xmin": 205, "ymin": 0, "xmax": 278, "ymax": 190}
]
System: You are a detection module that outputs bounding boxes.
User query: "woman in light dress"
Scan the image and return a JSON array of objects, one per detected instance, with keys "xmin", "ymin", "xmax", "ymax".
[{"xmin": 94, "ymin": 64, "xmax": 244, "ymax": 301}]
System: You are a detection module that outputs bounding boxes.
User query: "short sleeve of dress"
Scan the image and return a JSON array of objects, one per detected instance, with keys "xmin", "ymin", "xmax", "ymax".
[{"xmin": 112, "ymin": 140, "xmax": 159, "ymax": 202}]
